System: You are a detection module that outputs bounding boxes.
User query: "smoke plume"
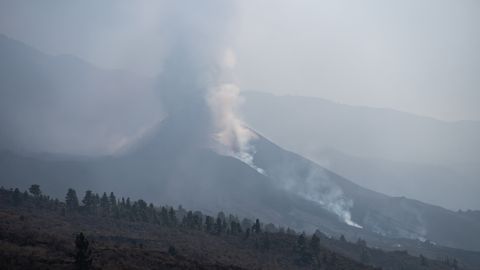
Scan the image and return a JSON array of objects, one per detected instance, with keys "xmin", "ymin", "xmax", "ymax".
[{"xmin": 157, "ymin": 0, "xmax": 260, "ymax": 169}]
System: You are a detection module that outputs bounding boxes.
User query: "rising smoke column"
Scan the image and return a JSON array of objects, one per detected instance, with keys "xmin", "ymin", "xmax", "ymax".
[
  {"xmin": 157, "ymin": 2, "xmax": 359, "ymax": 226},
  {"xmin": 157, "ymin": 0, "xmax": 260, "ymax": 168}
]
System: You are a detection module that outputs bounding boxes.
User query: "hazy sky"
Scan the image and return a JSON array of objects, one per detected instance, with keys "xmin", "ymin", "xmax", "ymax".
[{"xmin": 0, "ymin": 0, "xmax": 479, "ymax": 121}]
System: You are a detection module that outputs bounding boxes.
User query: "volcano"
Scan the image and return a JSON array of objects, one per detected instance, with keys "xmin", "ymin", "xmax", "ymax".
[
  {"xmin": 2, "ymin": 114, "xmax": 480, "ymax": 254},
  {"xmin": 1, "ymin": 33, "xmax": 480, "ymax": 263}
]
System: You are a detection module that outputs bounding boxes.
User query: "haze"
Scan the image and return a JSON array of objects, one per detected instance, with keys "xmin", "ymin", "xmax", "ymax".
[
  {"xmin": 0, "ymin": 0, "xmax": 479, "ymax": 211},
  {"xmin": 1, "ymin": 0, "xmax": 479, "ymax": 121}
]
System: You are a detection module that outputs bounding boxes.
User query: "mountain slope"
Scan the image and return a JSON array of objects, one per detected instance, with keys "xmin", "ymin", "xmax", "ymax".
[
  {"xmin": 251, "ymin": 133, "xmax": 480, "ymax": 252},
  {"xmin": 1, "ymin": 119, "xmax": 480, "ymax": 254},
  {"xmin": 0, "ymin": 34, "xmax": 160, "ymax": 155},
  {"xmin": 1, "ymin": 34, "xmax": 479, "ymax": 261},
  {"xmin": 241, "ymin": 91, "xmax": 480, "ymax": 210}
]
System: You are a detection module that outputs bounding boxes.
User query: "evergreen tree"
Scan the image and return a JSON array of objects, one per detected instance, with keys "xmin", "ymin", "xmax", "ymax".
[
  {"xmin": 66, "ymin": 188, "xmax": 79, "ymax": 211},
  {"xmin": 109, "ymin": 192, "xmax": 116, "ymax": 207},
  {"xmin": 310, "ymin": 234, "xmax": 320, "ymax": 253},
  {"xmin": 74, "ymin": 232, "xmax": 92, "ymax": 270},
  {"xmin": 12, "ymin": 188, "xmax": 22, "ymax": 205},
  {"xmin": 94, "ymin": 193, "xmax": 100, "ymax": 212},
  {"xmin": 296, "ymin": 233, "xmax": 311, "ymax": 266},
  {"xmin": 82, "ymin": 190, "xmax": 96, "ymax": 214},
  {"xmin": 168, "ymin": 207, "xmax": 177, "ymax": 226},
  {"xmin": 29, "ymin": 184, "xmax": 41, "ymax": 197},
  {"xmin": 193, "ymin": 211, "xmax": 203, "ymax": 230},
  {"xmin": 215, "ymin": 216, "xmax": 223, "ymax": 234},
  {"xmin": 297, "ymin": 233, "xmax": 307, "ymax": 253},
  {"xmin": 182, "ymin": 211, "xmax": 194, "ymax": 228},
  {"xmin": 100, "ymin": 192, "xmax": 110, "ymax": 216},
  {"xmin": 286, "ymin": 227, "xmax": 296, "ymax": 235},
  {"xmin": 160, "ymin": 207, "xmax": 169, "ymax": 225},
  {"xmin": 244, "ymin": 228, "xmax": 251, "ymax": 239},
  {"xmin": 205, "ymin": 216, "xmax": 214, "ymax": 232},
  {"xmin": 253, "ymin": 218, "xmax": 262, "ymax": 233}
]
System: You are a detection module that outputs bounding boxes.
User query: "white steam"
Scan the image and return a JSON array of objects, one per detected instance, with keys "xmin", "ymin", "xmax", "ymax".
[
  {"xmin": 302, "ymin": 168, "xmax": 362, "ymax": 228},
  {"xmin": 157, "ymin": 0, "xmax": 263, "ymax": 172},
  {"xmin": 274, "ymin": 165, "xmax": 362, "ymax": 228},
  {"xmin": 208, "ymin": 49, "xmax": 264, "ymax": 173}
]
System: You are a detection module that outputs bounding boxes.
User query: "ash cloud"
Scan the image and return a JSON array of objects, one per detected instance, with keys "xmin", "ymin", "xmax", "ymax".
[{"xmin": 157, "ymin": 0, "xmax": 261, "ymax": 169}]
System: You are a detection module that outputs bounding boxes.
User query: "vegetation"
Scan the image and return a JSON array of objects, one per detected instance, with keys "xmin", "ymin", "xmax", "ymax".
[{"xmin": 0, "ymin": 185, "xmax": 465, "ymax": 269}]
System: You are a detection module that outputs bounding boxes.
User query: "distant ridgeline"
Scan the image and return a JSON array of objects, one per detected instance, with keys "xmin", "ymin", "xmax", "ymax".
[{"xmin": 0, "ymin": 185, "xmax": 464, "ymax": 270}]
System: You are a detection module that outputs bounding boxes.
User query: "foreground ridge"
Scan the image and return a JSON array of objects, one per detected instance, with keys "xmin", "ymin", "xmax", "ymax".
[{"xmin": 0, "ymin": 185, "xmax": 461, "ymax": 270}]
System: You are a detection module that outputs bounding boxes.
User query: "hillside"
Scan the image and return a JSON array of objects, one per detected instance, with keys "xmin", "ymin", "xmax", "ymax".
[
  {"xmin": 0, "ymin": 34, "xmax": 160, "ymax": 155},
  {"xmin": 241, "ymin": 91, "xmax": 480, "ymax": 210},
  {"xmin": 0, "ymin": 186, "xmax": 460, "ymax": 270}
]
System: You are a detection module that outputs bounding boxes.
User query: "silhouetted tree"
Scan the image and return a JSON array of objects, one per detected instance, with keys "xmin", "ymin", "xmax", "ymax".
[
  {"xmin": 168, "ymin": 207, "xmax": 177, "ymax": 226},
  {"xmin": 12, "ymin": 188, "xmax": 22, "ymax": 205},
  {"xmin": 215, "ymin": 216, "xmax": 224, "ymax": 234},
  {"xmin": 66, "ymin": 188, "xmax": 79, "ymax": 211},
  {"xmin": 82, "ymin": 191, "xmax": 96, "ymax": 214},
  {"xmin": 100, "ymin": 192, "xmax": 109, "ymax": 216},
  {"xmin": 29, "ymin": 184, "xmax": 41, "ymax": 197},
  {"xmin": 160, "ymin": 207, "xmax": 169, "ymax": 225},
  {"xmin": 205, "ymin": 216, "xmax": 214, "ymax": 233},
  {"xmin": 253, "ymin": 219, "xmax": 261, "ymax": 233},
  {"xmin": 244, "ymin": 228, "xmax": 251, "ymax": 239},
  {"xmin": 296, "ymin": 232, "xmax": 311, "ymax": 265},
  {"xmin": 297, "ymin": 233, "xmax": 307, "ymax": 253},
  {"xmin": 109, "ymin": 192, "xmax": 116, "ymax": 207},
  {"xmin": 310, "ymin": 234, "xmax": 320, "ymax": 253},
  {"xmin": 74, "ymin": 232, "xmax": 92, "ymax": 270},
  {"xmin": 193, "ymin": 211, "xmax": 203, "ymax": 230}
]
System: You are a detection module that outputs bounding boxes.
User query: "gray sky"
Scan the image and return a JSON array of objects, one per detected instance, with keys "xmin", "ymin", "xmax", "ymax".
[{"xmin": 0, "ymin": 0, "xmax": 479, "ymax": 121}]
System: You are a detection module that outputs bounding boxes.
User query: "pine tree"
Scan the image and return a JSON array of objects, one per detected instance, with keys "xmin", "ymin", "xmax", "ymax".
[
  {"xmin": 100, "ymin": 192, "xmax": 110, "ymax": 216},
  {"xmin": 253, "ymin": 218, "xmax": 262, "ymax": 233},
  {"xmin": 215, "ymin": 216, "xmax": 223, "ymax": 234},
  {"xmin": 82, "ymin": 190, "xmax": 96, "ymax": 214},
  {"xmin": 205, "ymin": 216, "xmax": 214, "ymax": 232},
  {"xmin": 160, "ymin": 207, "xmax": 169, "ymax": 225},
  {"xmin": 66, "ymin": 188, "xmax": 79, "ymax": 211},
  {"xmin": 244, "ymin": 228, "xmax": 251, "ymax": 239},
  {"xmin": 168, "ymin": 207, "xmax": 177, "ymax": 226},
  {"xmin": 310, "ymin": 234, "xmax": 320, "ymax": 253},
  {"xmin": 74, "ymin": 232, "xmax": 92, "ymax": 270},
  {"xmin": 296, "ymin": 232, "xmax": 311, "ymax": 266},
  {"xmin": 297, "ymin": 233, "xmax": 307, "ymax": 253},
  {"xmin": 109, "ymin": 192, "xmax": 116, "ymax": 207},
  {"xmin": 12, "ymin": 188, "xmax": 22, "ymax": 205},
  {"xmin": 29, "ymin": 184, "xmax": 41, "ymax": 197}
]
